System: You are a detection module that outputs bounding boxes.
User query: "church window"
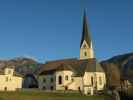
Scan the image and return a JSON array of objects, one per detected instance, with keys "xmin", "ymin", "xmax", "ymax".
[
  {"xmin": 99, "ymin": 76, "xmax": 102, "ymax": 85},
  {"xmin": 58, "ymin": 76, "xmax": 62, "ymax": 85},
  {"xmin": 84, "ymin": 52, "xmax": 87, "ymax": 56},
  {"xmin": 65, "ymin": 75, "xmax": 68, "ymax": 80},
  {"xmin": 91, "ymin": 76, "xmax": 93, "ymax": 86}
]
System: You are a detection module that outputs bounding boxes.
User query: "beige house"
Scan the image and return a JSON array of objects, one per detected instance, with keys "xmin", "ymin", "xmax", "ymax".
[
  {"xmin": 38, "ymin": 11, "xmax": 106, "ymax": 95},
  {"xmin": 0, "ymin": 66, "xmax": 23, "ymax": 91}
]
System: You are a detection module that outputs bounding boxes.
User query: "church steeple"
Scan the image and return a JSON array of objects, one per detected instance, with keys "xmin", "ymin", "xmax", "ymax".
[
  {"xmin": 80, "ymin": 10, "xmax": 94, "ymax": 59},
  {"xmin": 80, "ymin": 10, "xmax": 91, "ymax": 48}
]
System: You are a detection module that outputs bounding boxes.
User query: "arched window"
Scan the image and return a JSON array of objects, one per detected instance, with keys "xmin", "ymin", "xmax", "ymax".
[
  {"xmin": 99, "ymin": 76, "xmax": 102, "ymax": 85},
  {"xmin": 58, "ymin": 76, "xmax": 62, "ymax": 84},
  {"xmin": 91, "ymin": 76, "xmax": 93, "ymax": 86},
  {"xmin": 65, "ymin": 75, "xmax": 68, "ymax": 80},
  {"xmin": 4, "ymin": 87, "xmax": 7, "ymax": 91},
  {"xmin": 84, "ymin": 52, "xmax": 87, "ymax": 56},
  {"xmin": 65, "ymin": 86, "xmax": 68, "ymax": 90}
]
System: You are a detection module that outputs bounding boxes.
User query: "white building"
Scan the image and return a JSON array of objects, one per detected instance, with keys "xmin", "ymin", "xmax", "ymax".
[
  {"xmin": 38, "ymin": 11, "xmax": 106, "ymax": 95},
  {"xmin": 0, "ymin": 66, "xmax": 23, "ymax": 91}
]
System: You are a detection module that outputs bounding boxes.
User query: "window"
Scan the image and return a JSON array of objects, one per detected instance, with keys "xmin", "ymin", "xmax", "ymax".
[
  {"xmin": 71, "ymin": 78, "xmax": 74, "ymax": 82},
  {"xmin": 65, "ymin": 86, "xmax": 68, "ymax": 90},
  {"xmin": 91, "ymin": 77, "xmax": 93, "ymax": 86},
  {"xmin": 84, "ymin": 52, "xmax": 87, "ymax": 56},
  {"xmin": 65, "ymin": 75, "xmax": 68, "ymax": 80},
  {"xmin": 43, "ymin": 78, "xmax": 46, "ymax": 83},
  {"xmin": 51, "ymin": 78, "xmax": 53, "ymax": 83},
  {"xmin": 58, "ymin": 76, "xmax": 62, "ymax": 84},
  {"xmin": 4, "ymin": 87, "xmax": 7, "ymax": 91},
  {"xmin": 99, "ymin": 76, "xmax": 102, "ymax": 85},
  {"xmin": 50, "ymin": 86, "xmax": 54, "ymax": 90},
  {"xmin": 78, "ymin": 87, "xmax": 80, "ymax": 90}
]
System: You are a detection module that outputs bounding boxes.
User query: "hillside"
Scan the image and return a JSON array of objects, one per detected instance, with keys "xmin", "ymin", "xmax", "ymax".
[
  {"xmin": 101, "ymin": 53, "xmax": 133, "ymax": 87},
  {"xmin": 0, "ymin": 57, "xmax": 40, "ymax": 75}
]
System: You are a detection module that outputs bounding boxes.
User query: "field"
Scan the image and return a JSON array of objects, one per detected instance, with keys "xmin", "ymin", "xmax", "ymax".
[{"xmin": 0, "ymin": 90, "xmax": 112, "ymax": 100}]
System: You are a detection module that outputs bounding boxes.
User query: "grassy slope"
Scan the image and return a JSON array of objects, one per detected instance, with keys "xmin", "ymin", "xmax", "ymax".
[{"xmin": 0, "ymin": 91, "xmax": 111, "ymax": 100}]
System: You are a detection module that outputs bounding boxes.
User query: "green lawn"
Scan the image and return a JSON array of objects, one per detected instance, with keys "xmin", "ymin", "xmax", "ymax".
[{"xmin": 0, "ymin": 91, "xmax": 111, "ymax": 100}]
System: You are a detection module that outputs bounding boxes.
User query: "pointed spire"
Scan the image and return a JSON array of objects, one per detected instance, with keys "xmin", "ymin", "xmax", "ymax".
[{"xmin": 80, "ymin": 9, "xmax": 92, "ymax": 48}]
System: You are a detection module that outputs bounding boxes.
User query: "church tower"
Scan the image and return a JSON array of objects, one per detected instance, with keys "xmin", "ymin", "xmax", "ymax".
[{"xmin": 80, "ymin": 11, "xmax": 94, "ymax": 59}]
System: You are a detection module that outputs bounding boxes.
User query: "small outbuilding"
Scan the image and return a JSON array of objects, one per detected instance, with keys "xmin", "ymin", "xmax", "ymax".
[{"xmin": 0, "ymin": 66, "xmax": 23, "ymax": 91}]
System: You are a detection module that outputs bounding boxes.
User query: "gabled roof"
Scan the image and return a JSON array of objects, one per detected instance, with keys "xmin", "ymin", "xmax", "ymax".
[
  {"xmin": 39, "ymin": 58, "xmax": 104, "ymax": 76},
  {"xmin": 80, "ymin": 10, "xmax": 92, "ymax": 48}
]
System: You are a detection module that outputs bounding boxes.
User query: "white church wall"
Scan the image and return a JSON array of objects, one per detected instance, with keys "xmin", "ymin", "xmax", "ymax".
[
  {"xmin": 55, "ymin": 70, "xmax": 73, "ymax": 90},
  {"xmin": 95, "ymin": 72, "xmax": 106, "ymax": 90},
  {"xmin": 83, "ymin": 72, "xmax": 95, "ymax": 86},
  {"xmin": 68, "ymin": 77, "xmax": 83, "ymax": 91},
  {"xmin": 83, "ymin": 71, "xmax": 106, "ymax": 94}
]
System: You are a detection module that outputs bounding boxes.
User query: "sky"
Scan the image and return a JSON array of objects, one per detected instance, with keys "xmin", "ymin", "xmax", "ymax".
[{"xmin": 0, "ymin": 0, "xmax": 133, "ymax": 63}]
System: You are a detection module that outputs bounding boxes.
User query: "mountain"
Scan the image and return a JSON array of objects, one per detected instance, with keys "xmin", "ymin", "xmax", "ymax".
[
  {"xmin": 0, "ymin": 57, "xmax": 41, "ymax": 75},
  {"xmin": 101, "ymin": 52, "xmax": 133, "ymax": 88}
]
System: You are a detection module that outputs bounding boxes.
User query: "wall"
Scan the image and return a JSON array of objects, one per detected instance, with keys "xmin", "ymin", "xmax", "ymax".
[
  {"xmin": 95, "ymin": 72, "xmax": 106, "ymax": 90},
  {"xmin": 68, "ymin": 77, "xmax": 83, "ymax": 90},
  {"xmin": 80, "ymin": 40, "xmax": 94, "ymax": 59},
  {"xmin": 55, "ymin": 70, "xmax": 73, "ymax": 90},
  {"xmin": 0, "ymin": 75, "xmax": 23, "ymax": 91},
  {"xmin": 38, "ymin": 74, "xmax": 55, "ymax": 90},
  {"xmin": 83, "ymin": 72, "xmax": 106, "ymax": 94}
]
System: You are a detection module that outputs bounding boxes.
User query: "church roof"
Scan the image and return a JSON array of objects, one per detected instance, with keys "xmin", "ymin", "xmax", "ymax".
[
  {"xmin": 80, "ymin": 10, "xmax": 92, "ymax": 48},
  {"xmin": 39, "ymin": 58, "xmax": 104, "ymax": 76}
]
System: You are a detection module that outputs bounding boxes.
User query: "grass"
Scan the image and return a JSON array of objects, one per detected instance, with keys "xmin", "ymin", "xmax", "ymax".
[{"xmin": 0, "ymin": 90, "xmax": 111, "ymax": 100}]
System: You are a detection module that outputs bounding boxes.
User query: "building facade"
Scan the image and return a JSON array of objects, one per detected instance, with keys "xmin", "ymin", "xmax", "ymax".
[
  {"xmin": 38, "ymin": 11, "xmax": 106, "ymax": 95},
  {"xmin": 0, "ymin": 67, "xmax": 23, "ymax": 91}
]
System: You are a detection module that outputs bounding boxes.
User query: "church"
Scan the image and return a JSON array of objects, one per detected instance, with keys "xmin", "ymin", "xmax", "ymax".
[{"xmin": 38, "ymin": 11, "xmax": 106, "ymax": 95}]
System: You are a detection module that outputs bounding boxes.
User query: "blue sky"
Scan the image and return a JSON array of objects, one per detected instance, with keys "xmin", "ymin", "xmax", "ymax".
[{"xmin": 0, "ymin": 0, "xmax": 132, "ymax": 62}]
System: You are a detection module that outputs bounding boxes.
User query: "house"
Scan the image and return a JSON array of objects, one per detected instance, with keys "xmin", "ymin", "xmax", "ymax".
[
  {"xmin": 38, "ymin": 11, "xmax": 106, "ymax": 95},
  {"xmin": 0, "ymin": 66, "xmax": 23, "ymax": 91}
]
